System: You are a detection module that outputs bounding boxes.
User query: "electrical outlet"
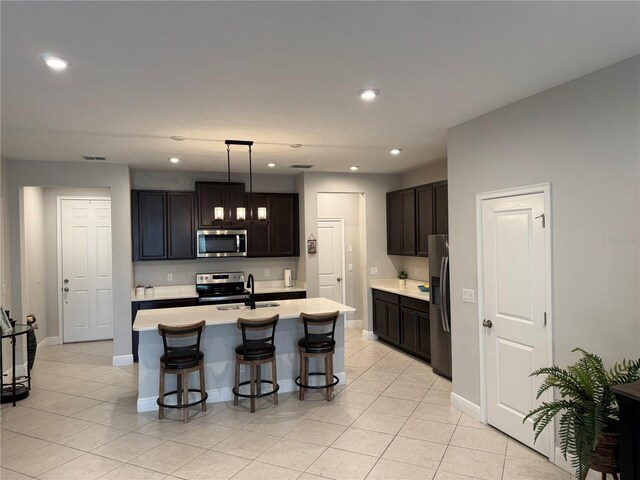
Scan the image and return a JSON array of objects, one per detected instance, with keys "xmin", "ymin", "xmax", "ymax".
[
  {"xmin": 462, "ymin": 289, "xmax": 475, "ymax": 303},
  {"xmin": 348, "ymin": 264, "xmax": 353, "ymax": 272},
  {"xmin": 370, "ymin": 267, "xmax": 378, "ymax": 276},
  {"xmin": 348, "ymin": 245, "xmax": 353, "ymax": 253},
  {"xmin": 1, "ymin": 284, "xmax": 6, "ymax": 295},
  {"xmin": 167, "ymin": 273, "xmax": 173, "ymax": 281},
  {"xmin": 264, "ymin": 269, "xmax": 270, "ymax": 277}
]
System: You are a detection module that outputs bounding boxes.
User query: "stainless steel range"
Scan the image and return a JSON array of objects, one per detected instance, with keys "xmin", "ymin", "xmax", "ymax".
[{"xmin": 195, "ymin": 272, "xmax": 249, "ymax": 304}]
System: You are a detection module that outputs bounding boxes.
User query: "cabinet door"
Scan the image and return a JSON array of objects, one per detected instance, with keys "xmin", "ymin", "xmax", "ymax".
[
  {"xmin": 270, "ymin": 193, "xmax": 299, "ymax": 256},
  {"xmin": 134, "ymin": 191, "xmax": 167, "ymax": 260},
  {"xmin": 416, "ymin": 184, "xmax": 434, "ymax": 257},
  {"xmin": 417, "ymin": 311, "xmax": 431, "ymax": 361},
  {"xmin": 167, "ymin": 192, "xmax": 195, "ymax": 259},
  {"xmin": 401, "ymin": 307, "xmax": 419, "ymax": 352},
  {"xmin": 196, "ymin": 182, "xmax": 245, "ymax": 228},
  {"xmin": 401, "ymin": 189, "xmax": 416, "ymax": 255},
  {"xmin": 434, "ymin": 182, "xmax": 448, "ymax": 234},
  {"xmin": 387, "ymin": 303, "xmax": 401, "ymax": 343},
  {"xmin": 246, "ymin": 193, "xmax": 271, "ymax": 257},
  {"xmin": 373, "ymin": 298, "xmax": 388, "ymax": 337},
  {"xmin": 386, "ymin": 191, "xmax": 403, "ymax": 255}
]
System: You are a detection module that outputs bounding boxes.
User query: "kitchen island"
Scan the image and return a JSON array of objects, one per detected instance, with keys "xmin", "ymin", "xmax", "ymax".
[{"xmin": 132, "ymin": 297, "xmax": 355, "ymax": 412}]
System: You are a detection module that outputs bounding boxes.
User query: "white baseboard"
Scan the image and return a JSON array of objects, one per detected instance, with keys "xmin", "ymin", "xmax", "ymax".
[
  {"xmin": 553, "ymin": 447, "xmax": 599, "ymax": 479},
  {"xmin": 112, "ymin": 354, "xmax": 134, "ymax": 367},
  {"xmin": 39, "ymin": 336, "xmax": 60, "ymax": 347},
  {"xmin": 345, "ymin": 319, "xmax": 363, "ymax": 329},
  {"xmin": 362, "ymin": 330, "xmax": 378, "ymax": 341},
  {"xmin": 137, "ymin": 372, "xmax": 347, "ymax": 412},
  {"xmin": 450, "ymin": 392, "xmax": 481, "ymax": 421}
]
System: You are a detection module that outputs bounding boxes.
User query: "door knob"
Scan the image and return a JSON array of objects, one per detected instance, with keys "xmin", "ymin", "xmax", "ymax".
[
  {"xmin": 482, "ymin": 319, "xmax": 493, "ymax": 328},
  {"xmin": 63, "ymin": 279, "xmax": 69, "ymax": 284},
  {"xmin": 337, "ymin": 277, "xmax": 342, "ymax": 282},
  {"xmin": 63, "ymin": 287, "xmax": 69, "ymax": 292}
]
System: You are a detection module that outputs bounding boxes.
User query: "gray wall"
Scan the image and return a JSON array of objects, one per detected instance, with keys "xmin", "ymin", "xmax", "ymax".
[
  {"xmin": 296, "ymin": 172, "xmax": 402, "ymax": 331},
  {"xmin": 42, "ymin": 187, "xmax": 111, "ymax": 339},
  {"xmin": 400, "ymin": 159, "xmax": 447, "ymax": 189},
  {"xmin": 7, "ymin": 160, "xmax": 132, "ymax": 357},
  {"xmin": 447, "ymin": 56, "xmax": 640, "ymax": 405}
]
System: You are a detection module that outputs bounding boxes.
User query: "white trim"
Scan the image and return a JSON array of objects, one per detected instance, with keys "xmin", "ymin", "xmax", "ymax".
[
  {"xmin": 553, "ymin": 447, "xmax": 600, "ymax": 479},
  {"xmin": 137, "ymin": 372, "xmax": 348, "ymax": 412},
  {"xmin": 39, "ymin": 336, "xmax": 60, "ymax": 347},
  {"xmin": 475, "ymin": 182, "xmax": 554, "ymax": 455},
  {"xmin": 56, "ymin": 195, "xmax": 112, "ymax": 345},
  {"xmin": 362, "ymin": 330, "xmax": 378, "ymax": 341},
  {"xmin": 345, "ymin": 319, "xmax": 363, "ymax": 329},
  {"xmin": 112, "ymin": 354, "xmax": 134, "ymax": 367},
  {"xmin": 450, "ymin": 392, "xmax": 481, "ymax": 421}
]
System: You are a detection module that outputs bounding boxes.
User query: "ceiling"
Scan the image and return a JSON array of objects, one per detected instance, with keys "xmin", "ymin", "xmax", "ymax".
[{"xmin": 1, "ymin": 2, "xmax": 638, "ymax": 175}]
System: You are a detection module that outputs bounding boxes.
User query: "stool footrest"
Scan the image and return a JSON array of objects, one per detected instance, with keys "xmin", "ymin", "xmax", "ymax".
[
  {"xmin": 233, "ymin": 379, "xmax": 280, "ymax": 399},
  {"xmin": 295, "ymin": 372, "xmax": 339, "ymax": 390},
  {"xmin": 157, "ymin": 389, "xmax": 208, "ymax": 410}
]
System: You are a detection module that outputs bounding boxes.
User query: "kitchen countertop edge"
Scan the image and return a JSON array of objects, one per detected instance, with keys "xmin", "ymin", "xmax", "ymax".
[{"xmin": 370, "ymin": 279, "xmax": 430, "ymax": 302}]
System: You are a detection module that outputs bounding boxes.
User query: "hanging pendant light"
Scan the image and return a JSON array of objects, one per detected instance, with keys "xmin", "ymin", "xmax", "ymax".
[{"xmin": 224, "ymin": 140, "xmax": 257, "ymax": 223}]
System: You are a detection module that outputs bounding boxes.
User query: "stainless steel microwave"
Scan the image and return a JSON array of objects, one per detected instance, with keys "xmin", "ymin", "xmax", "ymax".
[{"xmin": 196, "ymin": 229, "xmax": 247, "ymax": 257}]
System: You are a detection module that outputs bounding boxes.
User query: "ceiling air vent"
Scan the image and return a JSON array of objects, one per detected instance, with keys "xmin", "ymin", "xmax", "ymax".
[
  {"xmin": 290, "ymin": 164, "xmax": 314, "ymax": 169},
  {"xmin": 82, "ymin": 155, "xmax": 106, "ymax": 161}
]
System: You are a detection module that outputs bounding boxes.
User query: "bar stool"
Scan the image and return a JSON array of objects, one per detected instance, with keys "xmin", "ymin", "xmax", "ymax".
[
  {"xmin": 232, "ymin": 314, "xmax": 280, "ymax": 413},
  {"xmin": 157, "ymin": 320, "xmax": 208, "ymax": 423},
  {"xmin": 295, "ymin": 311, "xmax": 340, "ymax": 401}
]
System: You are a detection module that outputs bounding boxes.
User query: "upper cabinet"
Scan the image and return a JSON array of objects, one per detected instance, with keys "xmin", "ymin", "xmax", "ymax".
[
  {"xmin": 132, "ymin": 190, "xmax": 195, "ymax": 261},
  {"xmin": 387, "ymin": 180, "xmax": 448, "ymax": 257},
  {"xmin": 246, "ymin": 192, "xmax": 299, "ymax": 257},
  {"xmin": 196, "ymin": 181, "xmax": 245, "ymax": 228}
]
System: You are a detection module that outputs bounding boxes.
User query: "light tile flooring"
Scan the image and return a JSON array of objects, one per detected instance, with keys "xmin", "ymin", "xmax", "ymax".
[{"xmin": 1, "ymin": 328, "xmax": 571, "ymax": 480}]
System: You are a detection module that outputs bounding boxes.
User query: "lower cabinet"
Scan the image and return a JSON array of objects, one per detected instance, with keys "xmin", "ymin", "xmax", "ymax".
[
  {"xmin": 372, "ymin": 289, "xmax": 430, "ymax": 362},
  {"xmin": 131, "ymin": 298, "xmax": 198, "ymax": 362}
]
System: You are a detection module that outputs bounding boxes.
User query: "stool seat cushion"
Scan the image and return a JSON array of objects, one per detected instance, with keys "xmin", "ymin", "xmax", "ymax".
[
  {"xmin": 235, "ymin": 342, "xmax": 276, "ymax": 361},
  {"xmin": 298, "ymin": 335, "xmax": 335, "ymax": 354},
  {"xmin": 160, "ymin": 351, "xmax": 204, "ymax": 369}
]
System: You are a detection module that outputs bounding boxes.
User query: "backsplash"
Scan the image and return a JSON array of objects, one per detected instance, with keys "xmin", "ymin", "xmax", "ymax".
[
  {"xmin": 389, "ymin": 256, "xmax": 429, "ymax": 281},
  {"xmin": 133, "ymin": 257, "xmax": 297, "ymax": 287}
]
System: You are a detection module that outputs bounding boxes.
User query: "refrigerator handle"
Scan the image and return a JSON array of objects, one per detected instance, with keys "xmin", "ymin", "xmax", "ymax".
[
  {"xmin": 439, "ymin": 256, "xmax": 447, "ymax": 332},
  {"xmin": 442, "ymin": 256, "xmax": 450, "ymax": 333}
]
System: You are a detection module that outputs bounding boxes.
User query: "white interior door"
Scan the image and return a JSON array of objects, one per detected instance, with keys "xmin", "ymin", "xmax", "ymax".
[
  {"xmin": 481, "ymin": 192, "xmax": 550, "ymax": 456},
  {"xmin": 318, "ymin": 220, "xmax": 344, "ymax": 302},
  {"xmin": 61, "ymin": 199, "xmax": 113, "ymax": 343}
]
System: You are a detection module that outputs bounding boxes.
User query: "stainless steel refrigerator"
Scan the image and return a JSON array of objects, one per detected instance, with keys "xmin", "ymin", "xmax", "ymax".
[{"xmin": 428, "ymin": 234, "xmax": 452, "ymax": 379}]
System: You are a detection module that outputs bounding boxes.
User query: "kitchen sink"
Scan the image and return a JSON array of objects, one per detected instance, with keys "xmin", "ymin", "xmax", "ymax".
[{"xmin": 216, "ymin": 302, "xmax": 280, "ymax": 311}]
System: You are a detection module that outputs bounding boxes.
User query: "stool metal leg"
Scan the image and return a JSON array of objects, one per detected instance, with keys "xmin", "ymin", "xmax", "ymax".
[
  {"xmin": 249, "ymin": 364, "xmax": 256, "ymax": 413},
  {"xmin": 256, "ymin": 364, "xmax": 262, "ymax": 396},
  {"xmin": 183, "ymin": 372, "xmax": 189, "ymax": 423},
  {"xmin": 327, "ymin": 353, "xmax": 334, "ymax": 401},
  {"xmin": 233, "ymin": 360, "xmax": 240, "ymax": 406},
  {"xmin": 158, "ymin": 369, "xmax": 165, "ymax": 419},
  {"xmin": 325, "ymin": 355, "xmax": 332, "ymax": 401},
  {"xmin": 271, "ymin": 356, "xmax": 278, "ymax": 405},
  {"xmin": 298, "ymin": 353, "xmax": 305, "ymax": 401},
  {"xmin": 199, "ymin": 364, "xmax": 207, "ymax": 412}
]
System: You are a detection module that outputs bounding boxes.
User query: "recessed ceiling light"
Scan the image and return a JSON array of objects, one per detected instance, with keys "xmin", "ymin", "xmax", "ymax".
[
  {"xmin": 350, "ymin": 166, "xmax": 359, "ymax": 171},
  {"xmin": 390, "ymin": 148, "xmax": 402, "ymax": 155},
  {"xmin": 267, "ymin": 163, "xmax": 276, "ymax": 168},
  {"xmin": 358, "ymin": 89, "xmax": 379, "ymax": 101},
  {"xmin": 40, "ymin": 54, "xmax": 71, "ymax": 71},
  {"xmin": 170, "ymin": 136, "xmax": 185, "ymax": 141},
  {"xmin": 169, "ymin": 157, "xmax": 180, "ymax": 164},
  {"xmin": 289, "ymin": 144, "xmax": 303, "ymax": 149}
]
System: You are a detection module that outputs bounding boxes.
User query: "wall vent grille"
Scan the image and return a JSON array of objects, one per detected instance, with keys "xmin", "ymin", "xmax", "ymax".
[
  {"xmin": 290, "ymin": 164, "xmax": 314, "ymax": 169},
  {"xmin": 82, "ymin": 155, "xmax": 107, "ymax": 161}
]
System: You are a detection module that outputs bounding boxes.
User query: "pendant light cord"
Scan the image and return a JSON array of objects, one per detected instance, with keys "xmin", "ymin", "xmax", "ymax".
[
  {"xmin": 227, "ymin": 144, "xmax": 231, "ymax": 221},
  {"xmin": 248, "ymin": 144, "xmax": 253, "ymax": 221}
]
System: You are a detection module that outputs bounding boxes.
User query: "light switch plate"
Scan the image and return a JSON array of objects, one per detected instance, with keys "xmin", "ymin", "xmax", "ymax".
[
  {"xmin": 167, "ymin": 273, "xmax": 173, "ymax": 281},
  {"xmin": 462, "ymin": 288, "xmax": 475, "ymax": 303},
  {"xmin": 264, "ymin": 269, "xmax": 270, "ymax": 277},
  {"xmin": 1, "ymin": 284, "xmax": 7, "ymax": 295},
  {"xmin": 370, "ymin": 267, "xmax": 379, "ymax": 276},
  {"xmin": 348, "ymin": 264, "xmax": 353, "ymax": 272}
]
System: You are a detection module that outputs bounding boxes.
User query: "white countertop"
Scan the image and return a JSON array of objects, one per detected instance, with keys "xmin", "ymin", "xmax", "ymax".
[
  {"xmin": 133, "ymin": 297, "xmax": 355, "ymax": 331},
  {"xmin": 370, "ymin": 278, "xmax": 430, "ymax": 302},
  {"xmin": 131, "ymin": 281, "xmax": 306, "ymax": 302}
]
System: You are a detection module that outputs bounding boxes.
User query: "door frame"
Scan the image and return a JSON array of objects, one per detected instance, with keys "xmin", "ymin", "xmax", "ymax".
[
  {"xmin": 317, "ymin": 218, "xmax": 347, "ymax": 304},
  {"xmin": 56, "ymin": 195, "xmax": 112, "ymax": 343},
  {"xmin": 475, "ymin": 183, "xmax": 554, "ymax": 456}
]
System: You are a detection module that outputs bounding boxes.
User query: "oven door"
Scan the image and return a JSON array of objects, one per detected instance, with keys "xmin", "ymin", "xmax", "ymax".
[{"xmin": 197, "ymin": 230, "xmax": 247, "ymax": 257}]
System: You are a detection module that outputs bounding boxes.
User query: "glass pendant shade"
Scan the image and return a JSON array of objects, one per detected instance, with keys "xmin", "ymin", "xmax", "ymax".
[
  {"xmin": 236, "ymin": 207, "xmax": 246, "ymax": 221},
  {"xmin": 257, "ymin": 207, "xmax": 267, "ymax": 221},
  {"xmin": 214, "ymin": 207, "xmax": 224, "ymax": 221}
]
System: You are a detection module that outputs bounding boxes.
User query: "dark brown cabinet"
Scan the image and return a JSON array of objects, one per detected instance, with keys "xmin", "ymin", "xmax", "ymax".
[
  {"xmin": 246, "ymin": 193, "xmax": 299, "ymax": 257},
  {"xmin": 372, "ymin": 289, "xmax": 430, "ymax": 362},
  {"xmin": 132, "ymin": 190, "xmax": 195, "ymax": 261},
  {"xmin": 387, "ymin": 188, "xmax": 415, "ymax": 256},
  {"xmin": 387, "ymin": 181, "xmax": 448, "ymax": 257},
  {"xmin": 196, "ymin": 181, "xmax": 245, "ymax": 228}
]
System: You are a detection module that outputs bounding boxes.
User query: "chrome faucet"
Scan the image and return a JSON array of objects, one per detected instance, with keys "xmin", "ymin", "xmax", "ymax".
[{"xmin": 245, "ymin": 273, "xmax": 256, "ymax": 309}]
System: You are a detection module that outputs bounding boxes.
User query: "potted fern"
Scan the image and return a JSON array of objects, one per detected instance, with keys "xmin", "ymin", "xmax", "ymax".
[{"xmin": 525, "ymin": 348, "xmax": 640, "ymax": 480}]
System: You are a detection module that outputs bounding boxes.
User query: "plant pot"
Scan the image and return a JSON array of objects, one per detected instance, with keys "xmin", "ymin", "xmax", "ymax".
[
  {"xmin": 398, "ymin": 279, "xmax": 406, "ymax": 286},
  {"xmin": 585, "ymin": 431, "xmax": 619, "ymax": 479}
]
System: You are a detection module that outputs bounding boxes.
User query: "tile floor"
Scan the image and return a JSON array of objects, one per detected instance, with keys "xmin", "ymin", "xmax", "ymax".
[{"xmin": 0, "ymin": 328, "xmax": 572, "ymax": 480}]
